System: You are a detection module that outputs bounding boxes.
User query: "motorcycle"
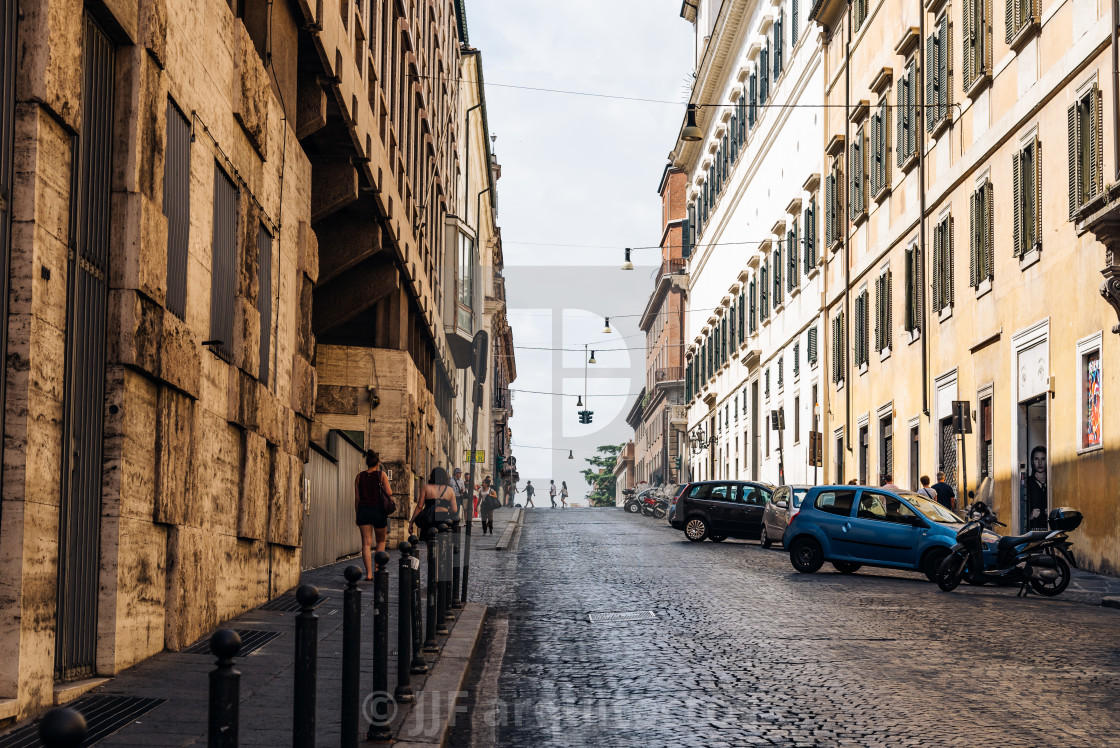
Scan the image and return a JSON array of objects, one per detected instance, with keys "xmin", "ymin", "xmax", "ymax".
[{"xmin": 935, "ymin": 500, "xmax": 1081, "ymax": 597}]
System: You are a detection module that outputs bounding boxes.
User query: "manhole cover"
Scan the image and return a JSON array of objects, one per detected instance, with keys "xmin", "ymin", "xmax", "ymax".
[
  {"xmin": 181, "ymin": 629, "xmax": 282, "ymax": 656},
  {"xmin": 0, "ymin": 695, "xmax": 165, "ymax": 748},
  {"xmin": 587, "ymin": 611, "xmax": 656, "ymax": 623}
]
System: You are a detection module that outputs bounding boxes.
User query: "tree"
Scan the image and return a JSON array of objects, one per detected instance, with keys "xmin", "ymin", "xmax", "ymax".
[{"xmin": 580, "ymin": 443, "xmax": 622, "ymax": 507}]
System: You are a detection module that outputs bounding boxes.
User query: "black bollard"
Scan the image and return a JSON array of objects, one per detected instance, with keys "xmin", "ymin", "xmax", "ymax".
[
  {"xmin": 208, "ymin": 629, "xmax": 242, "ymax": 748},
  {"xmin": 341, "ymin": 566, "xmax": 363, "ymax": 748},
  {"xmin": 460, "ymin": 516, "xmax": 472, "ymax": 605},
  {"xmin": 423, "ymin": 528, "xmax": 439, "ymax": 652},
  {"xmin": 451, "ymin": 519, "xmax": 462, "ymax": 609},
  {"xmin": 395, "ymin": 541, "xmax": 414, "ymax": 703},
  {"xmin": 442, "ymin": 522, "xmax": 456, "ymax": 621},
  {"xmin": 38, "ymin": 707, "xmax": 87, "ymax": 748},
  {"xmin": 366, "ymin": 551, "xmax": 391, "ymax": 742},
  {"xmin": 435, "ymin": 524, "xmax": 450, "ymax": 635},
  {"xmin": 407, "ymin": 535, "xmax": 427, "ymax": 674},
  {"xmin": 293, "ymin": 584, "xmax": 319, "ymax": 748}
]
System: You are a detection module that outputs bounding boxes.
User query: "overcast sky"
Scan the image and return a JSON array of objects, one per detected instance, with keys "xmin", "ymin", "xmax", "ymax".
[{"xmin": 467, "ymin": 1, "xmax": 693, "ymax": 502}]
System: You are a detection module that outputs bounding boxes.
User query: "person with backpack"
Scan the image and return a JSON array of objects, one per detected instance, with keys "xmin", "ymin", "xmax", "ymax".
[
  {"xmin": 355, "ymin": 450, "xmax": 395, "ymax": 580},
  {"xmin": 522, "ymin": 480, "xmax": 536, "ymax": 508},
  {"xmin": 479, "ymin": 477, "xmax": 501, "ymax": 534},
  {"xmin": 918, "ymin": 475, "xmax": 939, "ymax": 501},
  {"xmin": 549, "ymin": 480, "xmax": 557, "ymax": 508},
  {"xmin": 408, "ymin": 467, "xmax": 458, "ymax": 539}
]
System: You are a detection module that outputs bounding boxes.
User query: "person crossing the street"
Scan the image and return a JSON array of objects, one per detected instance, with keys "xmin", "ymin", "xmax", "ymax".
[
  {"xmin": 549, "ymin": 480, "xmax": 558, "ymax": 508},
  {"xmin": 523, "ymin": 480, "xmax": 536, "ymax": 508},
  {"xmin": 560, "ymin": 481, "xmax": 569, "ymax": 508}
]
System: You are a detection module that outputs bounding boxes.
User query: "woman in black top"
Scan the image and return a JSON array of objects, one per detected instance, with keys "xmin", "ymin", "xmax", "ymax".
[
  {"xmin": 356, "ymin": 450, "xmax": 393, "ymax": 580},
  {"xmin": 409, "ymin": 467, "xmax": 459, "ymax": 538}
]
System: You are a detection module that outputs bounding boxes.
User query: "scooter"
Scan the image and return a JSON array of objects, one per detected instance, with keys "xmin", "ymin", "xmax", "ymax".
[{"xmin": 935, "ymin": 500, "xmax": 1081, "ymax": 597}]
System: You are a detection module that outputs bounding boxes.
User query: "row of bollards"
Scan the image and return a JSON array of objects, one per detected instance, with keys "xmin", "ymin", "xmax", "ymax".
[{"xmin": 34, "ymin": 523, "xmax": 467, "ymax": 748}]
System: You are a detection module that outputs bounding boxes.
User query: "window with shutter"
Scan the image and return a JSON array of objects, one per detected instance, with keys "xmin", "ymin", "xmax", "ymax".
[
  {"xmin": 854, "ymin": 0, "xmax": 867, "ymax": 30},
  {"xmin": 808, "ymin": 326, "xmax": 818, "ymax": 364},
  {"xmin": 778, "ymin": 357, "xmax": 784, "ymax": 387},
  {"xmin": 739, "ymin": 292, "xmax": 746, "ymax": 342},
  {"xmin": 906, "ymin": 60, "xmax": 918, "ymax": 158},
  {"xmin": 761, "ymin": 41, "xmax": 769, "ymax": 104},
  {"xmin": 164, "ymin": 99, "xmax": 191, "ymax": 320},
  {"xmin": 1007, "ymin": 0, "xmax": 1039, "ymax": 45},
  {"xmin": 794, "ymin": 342, "xmax": 800, "ymax": 376},
  {"xmin": 210, "ymin": 164, "xmax": 239, "ymax": 361},
  {"xmin": 749, "ymin": 72, "xmax": 758, "ymax": 127},
  {"xmin": 874, "ymin": 277, "xmax": 882, "ymax": 353},
  {"xmin": 774, "ymin": 11, "xmax": 783, "ymax": 79},
  {"xmin": 872, "ymin": 99, "xmax": 891, "ymax": 197},
  {"xmin": 806, "ymin": 194, "xmax": 818, "ymax": 269},
  {"xmin": 773, "ymin": 247, "xmax": 782, "ymax": 305},
  {"xmin": 749, "ymin": 280, "xmax": 757, "ymax": 332},
  {"xmin": 983, "ymin": 182, "xmax": 994, "ymax": 281},
  {"xmin": 850, "ymin": 126, "xmax": 866, "ymax": 221},
  {"xmin": 905, "ymin": 247, "xmax": 915, "ymax": 331},
  {"xmin": 792, "ymin": 0, "xmax": 799, "ymax": 46},
  {"xmin": 1070, "ymin": 85, "xmax": 1104, "ymax": 218},
  {"xmin": 257, "ymin": 225, "xmax": 272, "ymax": 384},
  {"xmin": 885, "ymin": 269, "xmax": 893, "ymax": 350},
  {"xmin": 932, "ymin": 221, "xmax": 943, "ymax": 311},
  {"xmin": 684, "ymin": 207, "xmax": 694, "ymax": 258},
  {"xmin": 761, "ymin": 263, "xmax": 769, "ymax": 320},
  {"xmin": 824, "ymin": 174, "xmax": 834, "ymax": 248}
]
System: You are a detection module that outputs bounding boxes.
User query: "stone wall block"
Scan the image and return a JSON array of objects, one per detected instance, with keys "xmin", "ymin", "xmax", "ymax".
[
  {"xmin": 235, "ymin": 296, "xmax": 261, "ymax": 379},
  {"xmin": 299, "ymin": 220, "xmax": 319, "ymax": 283},
  {"xmin": 108, "ymin": 289, "xmax": 162, "ymax": 380},
  {"xmin": 315, "ymin": 384, "xmax": 362, "ymax": 415},
  {"xmin": 12, "ymin": 104, "xmax": 72, "ymax": 245},
  {"xmin": 154, "ymin": 386, "xmax": 194, "ymax": 527},
  {"xmin": 296, "ymin": 274, "xmax": 314, "ymax": 360},
  {"xmin": 17, "ymin": 0, "xmax": 83, "ymax": 130},
  {"xmin": 238, "ymin": 197, "xmax": 261, "ymax": 303},
  {"xmin": 111, "ymin": 47, "xmax": 167, "ymax": 199},
  {"xmin": 256, "ymin": 383, "xmax": 280, "ymax": 446},
  {"xmin": 159, "ymin": 311, "xmax": 201, "ymax": 398},
  {"xmin": 267, "ymin": 450, "xmax": 290, "ymax": 545},
  {"xmin": 237, "ymin": 431, "xmax": 268, "ymax": 540},
  {"xmin": 294, "ymin": 415, "xmax": 310, "ymax": 463},
  {"xmin": 164, "ymin": 526, "xmax": 218, "ymax": 651},
  {"xmin": 139, "ymin": 0, "xmax": 168, "ymax": 68},
  {"xmin": 232, "ymin": 21, "xmax": 270, "ymax": 159},
  {"xmin": 109, "ymin": 191, "xmax": 169, "ymax": 306},
  {"xmin": 290, "ymin": 354, "xmax": 315, "ymax": 418}
]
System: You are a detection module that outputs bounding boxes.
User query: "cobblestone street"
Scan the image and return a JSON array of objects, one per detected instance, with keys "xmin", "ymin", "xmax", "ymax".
[{"xmin": 453, "ymin": 509, "xmax": 1120, "ymax": 747}]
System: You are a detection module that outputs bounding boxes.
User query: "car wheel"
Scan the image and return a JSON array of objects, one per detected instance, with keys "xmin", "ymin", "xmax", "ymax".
[
  {"xmin": 789, "ymin": 537, "xmax": 824, "ymax": 573},
  {"xmin": 684, "ymin": 517, "xmax": 708, "ymax": 542},
  {"xmin": 708, "ymin": 535, "xmax": 727, "ymax": 542},
  {"xmin": 832, "ymin": 561, "xmax": 861, "ymax": 574},
  {"xmin": 760, "ymin": 525, "xmax": 773, "ymax": 549},
  {"xmin": 922, "ymin": 547, "xmax": 952, "ymax": 583},
  {"xmin": 1030, "ymin": 556, "xmax": 1071, "ymax": 597}
]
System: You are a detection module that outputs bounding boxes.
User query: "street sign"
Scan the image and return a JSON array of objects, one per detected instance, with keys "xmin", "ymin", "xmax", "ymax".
[
  {"xmin": 952, "ymin": 400, "xmax": 973, "ymax": 434},
  {"xmin": 809, "ymin": 431, "xmax": 823, "ymax": 467},
  {"xmin": 463, "ymin": 449, "xmax": 486, "ymax": 464}
]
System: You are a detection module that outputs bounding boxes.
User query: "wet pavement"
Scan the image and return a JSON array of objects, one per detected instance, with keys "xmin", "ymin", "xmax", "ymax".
[{"xmin": 452, "ymin": 508, "xmax": 1120, "ymax": 747}]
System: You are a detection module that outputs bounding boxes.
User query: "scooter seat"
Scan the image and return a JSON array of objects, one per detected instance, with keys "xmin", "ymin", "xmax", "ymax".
[{"xmin": 997, "ymin": 530, "xmax": 1052, "ymax": 549}]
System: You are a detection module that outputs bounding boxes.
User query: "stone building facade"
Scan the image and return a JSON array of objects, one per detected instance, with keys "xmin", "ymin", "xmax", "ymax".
[
  {"xmin": 810, "ymin": 0, "xmax": 1119, "ymax": 573},
  {"xmin": 0, "ymin": 0, "xmax": 514, "ymax": 725},
  {"xmin": 676, "ymin": 0, "xmax": 826, "ymax": 488}
]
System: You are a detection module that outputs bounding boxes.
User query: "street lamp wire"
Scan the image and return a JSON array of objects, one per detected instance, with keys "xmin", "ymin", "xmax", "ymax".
[{"xmin": 509, "ymin": 388, "xmax": 643, "ymax": 397}]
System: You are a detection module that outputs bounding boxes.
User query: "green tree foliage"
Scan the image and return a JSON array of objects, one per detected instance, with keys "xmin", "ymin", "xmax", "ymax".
[{"xmin": 581, "ymin": 443, "xmax": 622, "ymax": 507}]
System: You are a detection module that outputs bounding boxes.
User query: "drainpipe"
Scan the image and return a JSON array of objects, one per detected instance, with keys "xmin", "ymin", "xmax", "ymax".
[
  {"xmin": 919, "ymin": 1, "xmax": 930, "ymax": 417},
  {"xmin": 844, "ymin": 1, "xmax": 853, "ymax": 455},
  {"xmin": 1113, "ymin": 0, "xmax": 1119, "ymax": 182}
]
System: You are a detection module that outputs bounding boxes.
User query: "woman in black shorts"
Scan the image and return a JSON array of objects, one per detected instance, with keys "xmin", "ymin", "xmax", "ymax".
[{"xmin": 356, "ymin": 450, "xmax": 393, "ymax": 580}]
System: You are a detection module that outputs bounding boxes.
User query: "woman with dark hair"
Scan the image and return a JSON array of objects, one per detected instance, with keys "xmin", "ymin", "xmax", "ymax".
[
  {"xmin": 356, "ymin": 450, "xmax": 393, "ymax": 580},
  {"xmin": 1026, "ymin": 445, "xmax": 1048, "ymax": 530},
  {"xmin": 478, "ymin": 476, "xmax": 500, "ymax": 534},
  {"xmin": 560, "ymin": 481, "xmax": 569, "ymax": 508},
  {"xmin": 408, "ymin": 466, "xmax": 458, "ymax": 537}
]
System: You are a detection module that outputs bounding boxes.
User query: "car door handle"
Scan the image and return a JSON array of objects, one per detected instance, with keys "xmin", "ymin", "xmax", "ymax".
[{"xmin": 842, "ymin": 522, "xmax": 851, "ymax": 532}]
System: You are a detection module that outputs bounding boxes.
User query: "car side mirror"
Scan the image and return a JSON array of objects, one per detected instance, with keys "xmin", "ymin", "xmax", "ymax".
[
  {"xmin": 907, "ymin": 515, "xmax": 926, "ymax": 527},
  {"xmin": 775, "ymin": 501, "xmax": 788, "ymax": 509}
]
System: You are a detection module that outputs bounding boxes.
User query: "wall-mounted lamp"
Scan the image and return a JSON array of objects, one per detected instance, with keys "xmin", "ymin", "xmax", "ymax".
[{"xmin": 621, "ymin": 248, "xmax": 634, "ymax": 270}]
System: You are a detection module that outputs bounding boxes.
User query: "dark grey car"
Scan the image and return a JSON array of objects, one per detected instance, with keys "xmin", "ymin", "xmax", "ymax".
[
  {"xmin": 760, "ymin": 485, "xmax": 810, "ymax": 548},
  {"xmin": 670, "ymin": 480, "xmax": 773, "ymax": 542}
]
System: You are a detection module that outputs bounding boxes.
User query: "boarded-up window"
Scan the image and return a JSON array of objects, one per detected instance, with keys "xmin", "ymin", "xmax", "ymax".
[
  {"xmin": 257, "ymin": 225, "xmax": 272, "ymax": 384},
  {"xmin": 164, "ymin": 100, "xmax": 191, "ymax": 318},
  {"xmin": 209, "ymin": 164, "xmax": 238, "ymax": 360}
]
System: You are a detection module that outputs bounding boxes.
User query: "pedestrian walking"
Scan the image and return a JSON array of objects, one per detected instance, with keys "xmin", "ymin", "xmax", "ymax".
[
  {"xmin": 549, "ymin": 480, "xmax": 557, "ymax": 508},
  {"xmin": 560, "ymin": 481, "xmax": 569, "ymax": 508},
  {"xmin": 450, "ymin": 467, "xmax": 468, "ymax": 517},
  {"xmin": 880, "ymin": 473, "xmax": 902, "ymax": 492},
  {"xmin": 407, "ymin": 467, "xmax": 458, "ymax": 537},
  {"xmin": 479, "ymin": 477, "xmax": 501, "ymax": 534},
  {"xmin": 355, "ymin": 450, "xmax": 394, "ymax": 580},
  {"xmin": 931, "ymin": 471, "xmax": 956, "ymax": 511},
  {"xmin": 917, "ymin": 475, "xmax": 938, "ymax": 501},
  {"xmin": 523, "ymin": 480, "xmax": 535, "ymax": 508}
]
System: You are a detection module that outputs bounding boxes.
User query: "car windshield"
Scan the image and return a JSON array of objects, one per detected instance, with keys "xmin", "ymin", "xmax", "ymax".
[
  {"xmin": 901, "ymin": 493, "xmax": 962, "ymax": 524},
  {"xmin": 791, "ymin": 489, "xmax": 807, "ymax": 508}
]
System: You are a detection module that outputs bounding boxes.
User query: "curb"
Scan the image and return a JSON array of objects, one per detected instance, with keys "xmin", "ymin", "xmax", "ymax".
[
  {"xmin": 494, "ymin": 507, "xmax": 523, "ymax": 551},
  {"xmin": 394, "ymin": 603, "xmax": 487, "ymax": 747},
  {"xmin": 1102, "ymin": 596, "xmax": 1120, "ymax": 610}
]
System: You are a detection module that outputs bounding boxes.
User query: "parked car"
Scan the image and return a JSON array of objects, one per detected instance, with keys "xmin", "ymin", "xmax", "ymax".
[
  {"xmin": 760, "ymin": 485, "xmax": 810, "ymax": 548},
  {"xmin": 670, "ymin": 481, "xmax": 774, "ymax": 542},
  {"xmin": 784, "ymin": 485, "xmax": 964, "ymax": 580}
]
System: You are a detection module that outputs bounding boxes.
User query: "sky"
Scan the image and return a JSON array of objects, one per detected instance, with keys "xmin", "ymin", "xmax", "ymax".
[{"xmin": 466, "ymin": 1, "xmax": 694, "ymax": 502}]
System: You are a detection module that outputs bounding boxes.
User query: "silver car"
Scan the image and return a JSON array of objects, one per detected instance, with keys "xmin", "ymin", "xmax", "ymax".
[{"xmin": 760, "ymin": 485, "xmax": 810, "ymax": 548}]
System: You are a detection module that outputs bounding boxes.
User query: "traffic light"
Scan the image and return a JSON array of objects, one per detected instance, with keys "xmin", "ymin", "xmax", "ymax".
[
  {"xmin": 577, "ymin": 410, "xmax": 594, "ymax": 424},
  {"xmin": 496, "ymin": 454, "xmax": 505, "ymax": 472}
]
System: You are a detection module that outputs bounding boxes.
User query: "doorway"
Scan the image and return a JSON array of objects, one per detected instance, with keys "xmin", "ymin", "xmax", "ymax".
[
  {"xmin": 57, "ymin": 14, "xmax": 115, "ymax": 681},
  {"xmin": 909, "ymin": 424, "xmax": 919, "ymax": 491},
  {"xmin": 858, "ymin": 425, "xmax": 868, "ymax": 485},
  {"xmin": 938, "ymin": 416, "xmax": 957, "ymax": 488},
  {"xmin": 1018, "ymin": 395, "xmax": 1048, "ymax": 532}
]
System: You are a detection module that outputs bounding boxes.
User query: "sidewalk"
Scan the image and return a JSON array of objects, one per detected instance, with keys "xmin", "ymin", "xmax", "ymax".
[
  {"xmin": 1069, "ymin": 568, "xmax": 1120, "ymax": 608},
  {"xmin": 0, "ymin": 511, "xmax": 523, "ymax": 748}
]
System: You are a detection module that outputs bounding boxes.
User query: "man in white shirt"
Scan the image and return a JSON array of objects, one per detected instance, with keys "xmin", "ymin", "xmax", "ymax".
[
  {"xmin": 450, "ymin": 467, "xmax": 468, "ymax": 520},
  {"xmin": 549, "ymin": 480, "xmax": 557, "ymax": 508}
]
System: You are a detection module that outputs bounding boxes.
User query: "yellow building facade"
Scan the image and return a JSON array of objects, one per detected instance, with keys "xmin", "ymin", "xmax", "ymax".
[{"xmin": 811, "ymin": 0, "xmax": 1119, "ymax": 574}]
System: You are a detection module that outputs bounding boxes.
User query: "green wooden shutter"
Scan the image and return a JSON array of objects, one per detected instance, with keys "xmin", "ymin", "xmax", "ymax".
[
  {"xmin": 1033, "ymin": 136, "xmax": 1042, "ymax": 250},
  {"xmin": 874, "ymin": 278, "xmax": 882, "ymax": 353},
  {"xmin": 886, "ymin": 269, "xmax": 893, "ymax": 349},
  {"xmin": 870, "ymin": 111, "xmax": 880, "ymax": 197},
  {"xmin": 907, "ymin": 62, "xmax": 918, "ymax": 157},
  {"xmin": 985, "ymin": 181, "xmax": 994, "ymax": 280},
  {"xmin": 897, "ymin": 76, "xmax": 906, "ymax": 167},
  {"xmin": 963, "ymin": 0, "xmax": 974, "ymax": 90},
  {"xmin": 932, "ymin": 220, "xmax": 943, "ymax": 311},
  {"xmin": 792, "ymin": 0, "xmax": 799, "ymax": 45},
  {"xmin": 825, "ymin": 174, "xmax": 833, "ymax": 247},
  {"xmin": 1012, "ymin": 150, "xmax": 1022, "ymax": 256},
  {"xmin": 926, "ymin": 32, "xmax": 936, "ymax": 132},
  {"xmin": 1093, "ymin": 86, "xmax": 1103, "ymax": 200},
  {"xmin": 947, "ymin": 216, "xmax": 955, "ymax": 305},
  {"xmin": 904, "ymin": 247, "xmax": 914, "ymax": 331},
  {"xmin": 939, "ymin": 17, "xmax": 949, "ymax": 123},
  {"xmin": 969, "ymin": 189, "xmax": 978, "ymax": 287},
  {"xmin": 1006, "ymin": 0, "xmax": 1015, "ymax": 44}
]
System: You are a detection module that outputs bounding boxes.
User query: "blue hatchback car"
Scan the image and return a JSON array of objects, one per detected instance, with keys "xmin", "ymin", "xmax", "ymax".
[{"xmin": 784, "ymin": 485, "xmax": 965, "ymax": 581}]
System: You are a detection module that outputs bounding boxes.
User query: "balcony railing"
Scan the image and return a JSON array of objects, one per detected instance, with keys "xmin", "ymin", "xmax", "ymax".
[
  {"xmin": 653, "ymin": 258, "xmax": 686, "ymax": 280},
  {"xmin": 493, "ymin": 387, "xmax": 511, "ymax": 411},
  {"xmin": 655, "ymin": 367, "xmax": 684, "ymax": 382}
]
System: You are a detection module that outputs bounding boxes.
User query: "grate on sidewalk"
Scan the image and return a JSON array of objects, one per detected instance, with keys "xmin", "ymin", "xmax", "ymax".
[
  {"xmin": 0, "ymin": 695, "xmax": 165, "ymax": 748},
  {"xmin": 258, "ymin": 593, "xmax": 326, "ymax": 612},
  {"xmin": 587, "ymin": 610, "xmax": 656, "ymax": 623},
  {"xmin": 181, "ymin": 629, "xmax": 282, "ymax": 656}
]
